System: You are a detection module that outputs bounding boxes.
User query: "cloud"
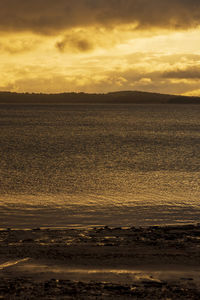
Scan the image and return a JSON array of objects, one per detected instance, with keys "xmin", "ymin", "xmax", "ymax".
[
  {"xmin": 56, "ymin": 33, "xmax": 94, "ymax": 53},
  {"xmin": 55, "ymin": 27, "xmax": 124, "ymax": 53},
  {"xmin": 162, "ymin": 66, "xmax": 200, "ymax": 79},
  {"xmin": 3, "ymin": 63, "xmax": 200, "ymax": 95},
  {"xmin": 0, "ymin": 37, "xmax": 39, "ymax": 54},
  {"xmin": 1, "ymin": 0, "xmax": 200, "ymax": 34},
  {"xmin": 1, "ymin": 46, "xmax": 200, "ymax": 95},
  {"xmin": 0, "ymin": 83, "xmax": 15, "ymax": 91}
]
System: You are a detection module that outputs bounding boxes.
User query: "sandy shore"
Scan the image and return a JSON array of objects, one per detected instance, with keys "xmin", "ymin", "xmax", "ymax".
[{"xmin": 1, "ymin": 224, "xmax": 200, "ymax": 299}]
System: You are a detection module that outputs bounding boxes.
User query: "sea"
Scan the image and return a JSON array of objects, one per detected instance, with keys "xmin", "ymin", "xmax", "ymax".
[{"xmin": 0, "ymin": 103, "xmax": 200, "ymax": 228}]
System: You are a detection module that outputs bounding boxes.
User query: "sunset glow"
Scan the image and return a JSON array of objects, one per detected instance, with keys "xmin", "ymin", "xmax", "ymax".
[{"xmin": 1, "ymin": 0, "xmax": 200, "ymax": 95}]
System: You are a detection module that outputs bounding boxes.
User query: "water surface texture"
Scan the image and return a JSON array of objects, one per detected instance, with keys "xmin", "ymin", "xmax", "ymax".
[{"xmin": 0, "ymin": 103, "xmax": 199, "ymax": 228}]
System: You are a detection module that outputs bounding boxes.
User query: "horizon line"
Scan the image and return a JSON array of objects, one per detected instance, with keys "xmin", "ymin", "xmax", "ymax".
[{"xmin": 0, "ymin": 90, "xmax": 197, "ymax": 98}]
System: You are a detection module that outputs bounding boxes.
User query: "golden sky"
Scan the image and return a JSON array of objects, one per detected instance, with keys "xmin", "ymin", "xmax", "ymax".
[{"xmin": 1, "ymin": 0, "xmax": 200, "ymax": 95}]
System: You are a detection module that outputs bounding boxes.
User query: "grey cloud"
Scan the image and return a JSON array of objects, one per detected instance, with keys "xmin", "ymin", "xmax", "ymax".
[
  {"xmin": 0, "ymin": 0, "xmax": 200, "ymax": 34},
  {"xmin": 56, "ymin": 34, "xmax": 94, "ymax": 52},
  {"xmin": 162, "ymin": 67, "xmax": 200, "ymax": 79}
]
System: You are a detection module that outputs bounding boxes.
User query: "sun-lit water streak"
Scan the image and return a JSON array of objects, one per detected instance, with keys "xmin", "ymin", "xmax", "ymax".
[{"xmin": 0, "ymin": 103, "xmax": 199, "ymax": 228}]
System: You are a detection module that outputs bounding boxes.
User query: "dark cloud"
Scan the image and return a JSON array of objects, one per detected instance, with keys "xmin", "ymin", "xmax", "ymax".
[
  {"xmin": 1, "ymin": 0, "xmax": 200, "ymax": 34},
  {"xmin": 56, "ymin": 34, "xmax": 94, "ymax": 52},
  {"xmin": 162, "ymin": 67, "xmax": 200, "ymax": 79}
]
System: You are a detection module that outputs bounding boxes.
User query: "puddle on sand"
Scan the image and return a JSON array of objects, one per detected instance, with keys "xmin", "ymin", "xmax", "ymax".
[{"xmin": 8, "ymin": 262, "xmax": 200, "ymax": 285}]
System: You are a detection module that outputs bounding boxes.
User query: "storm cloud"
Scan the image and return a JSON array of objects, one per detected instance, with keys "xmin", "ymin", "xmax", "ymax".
[{"xmin": 1, "ymin": 0, "xmax": 200, "ymax": 34}]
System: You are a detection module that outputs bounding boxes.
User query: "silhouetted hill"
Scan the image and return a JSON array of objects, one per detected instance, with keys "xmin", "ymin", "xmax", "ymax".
[{"xmin": 0, "ymin": 91, "xmax": 199, "ymax": 104}]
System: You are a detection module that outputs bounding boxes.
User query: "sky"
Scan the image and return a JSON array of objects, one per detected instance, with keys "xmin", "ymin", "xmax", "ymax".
[{"xmin": 1, "ymin": 0, "xmax": 200, "ymax": 95}]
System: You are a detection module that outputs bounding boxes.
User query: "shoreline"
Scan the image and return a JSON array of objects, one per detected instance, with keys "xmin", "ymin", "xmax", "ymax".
[
  {"xmin": 1, "ymin": 224, "xmax": 200, "ymax": 298},
  {"xmin": 1, "ymin": 222, "xmax": 200, "ymax": 229}
]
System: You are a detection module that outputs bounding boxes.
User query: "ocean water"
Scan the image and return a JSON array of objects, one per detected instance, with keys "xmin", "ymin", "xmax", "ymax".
[{"xmin": 0, "ymin": 103, "xmax": 200, "ymax": 228}]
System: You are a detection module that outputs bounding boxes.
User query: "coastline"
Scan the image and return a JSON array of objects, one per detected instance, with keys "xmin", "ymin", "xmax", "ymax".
[{"xmin": 1, "ymin": 224, "xmax": 200, "ymax": 298}]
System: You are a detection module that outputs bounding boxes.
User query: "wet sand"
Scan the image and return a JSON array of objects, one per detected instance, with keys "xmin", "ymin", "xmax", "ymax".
[{"xmin": 1, "ymin": 224, "xmax": 200, "ymax": 299}]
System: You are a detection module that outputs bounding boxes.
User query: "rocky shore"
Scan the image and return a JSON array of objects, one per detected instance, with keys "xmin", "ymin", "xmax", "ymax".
[{"xmin": 1, "ymin": 224, "xmax": 200, "ymax": 299}]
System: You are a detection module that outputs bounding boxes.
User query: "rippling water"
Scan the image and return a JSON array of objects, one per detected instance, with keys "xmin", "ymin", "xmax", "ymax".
[{"xmin": 0, "ymin": 103, "xmax": 200, "ymax": 228}]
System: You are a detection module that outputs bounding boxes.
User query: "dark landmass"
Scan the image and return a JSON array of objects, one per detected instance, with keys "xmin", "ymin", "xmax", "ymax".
[
  {"xmin": 1, "ymin": 224, "xmax": 200, "ymax": 299},
  {"xmin": 0, "ymin": 90, "xmax": 200, "ymax": 104}
]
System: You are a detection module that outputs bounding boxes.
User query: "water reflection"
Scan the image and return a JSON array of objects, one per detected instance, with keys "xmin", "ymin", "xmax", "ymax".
[{"xmin": 0, "ymin": 104, "xmax": 200, "ymax": 227}]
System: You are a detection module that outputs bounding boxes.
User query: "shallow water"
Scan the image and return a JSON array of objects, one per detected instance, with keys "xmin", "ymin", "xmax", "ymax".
[
  {"xmin": 0, "ymin": 258, "xmax": 30, "ymax": 270},
  {"xmin": 3, "ymin": 261, "xmax": 200, "ymax": 285},
  {"xmin": 0, "ymin": 103, "xmax": 200, "ymax": 228}
]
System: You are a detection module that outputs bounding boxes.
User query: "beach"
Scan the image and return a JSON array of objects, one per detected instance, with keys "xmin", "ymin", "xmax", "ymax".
[
  {"xmin": 0, "ymin": 102, "xmax": 200, "ymax": 298},
  {"xmin": 1, "ymin": 224, "xmax": 200, "ymax": 298},
  {"xmin": 1, "ymin": 0, "xmax": 200, "ymax": 295}
]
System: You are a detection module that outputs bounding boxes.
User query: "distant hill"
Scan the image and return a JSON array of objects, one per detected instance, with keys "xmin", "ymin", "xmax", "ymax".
[{"xmin": 0, "ymin": 91, "xmax": 199, "ymax": 104}]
